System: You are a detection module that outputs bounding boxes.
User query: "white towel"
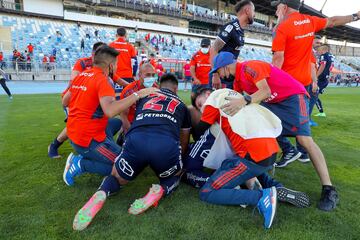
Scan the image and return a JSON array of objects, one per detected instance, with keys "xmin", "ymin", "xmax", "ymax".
[
  {"xmin": 203, "ymin": 89, "xmax": 282, "ymax": 139},
  {"xmin": 203, "ymin": 89, "xmax": 282, "ymax": 169}
]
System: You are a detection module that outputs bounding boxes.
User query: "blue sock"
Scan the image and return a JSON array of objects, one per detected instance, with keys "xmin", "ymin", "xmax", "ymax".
[
  {"xmin": 98, "ymin": 175, "xmax": 121, "ymax": 197},
  {"xmin": 52, "ymin": 138, "xmax": 63, "ymax": 148},
  {"xmin": 257, "ymin": 173, "xmax": 283, "ymax": 188},
  {"xmin": 160, "ymin": 176, "xmax": 180, "ymax": 196}
]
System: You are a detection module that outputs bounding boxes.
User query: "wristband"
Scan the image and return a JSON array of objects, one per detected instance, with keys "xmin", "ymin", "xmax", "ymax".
[
  {"xmin": 133, "ymin": 92, "xmax": 140, "ymax": 100},
  {"xmin": 244, "ymin": 95, "xmax": 252, "ymax": 105},
  {"xmin": 352, "ymin": 13, "xmax": 359, "ymax": 21}
]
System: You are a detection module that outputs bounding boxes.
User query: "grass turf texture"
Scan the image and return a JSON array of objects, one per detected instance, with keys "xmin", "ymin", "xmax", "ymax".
[{"xmin": 1, "ymin": 88, "xmax": 360, "ymax": 240}]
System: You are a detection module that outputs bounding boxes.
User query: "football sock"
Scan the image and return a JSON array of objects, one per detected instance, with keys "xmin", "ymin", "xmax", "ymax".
[
  {"xmin": 160, "ymin": 176, "xmax": 180, "ymax": 196},
  {"xmin": 316, "ymin": 98, "xmax": 324, "ymax": 113},
  {"xmin": 98, "ymin": 175, "xmax": 121, "ymax": 197},
  {"xmin": 52, "ymin": 138, "xmax": 63, "ymax": 148}
]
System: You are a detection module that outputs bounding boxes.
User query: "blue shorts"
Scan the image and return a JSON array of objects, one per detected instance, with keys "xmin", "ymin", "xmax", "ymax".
[
  {"xmin": 184, "ymin": 129, "xmax": 215, "ymax": 171},
  {"xmin": 115, "ymin": 128, "xmax": 182, "ymax": 181},
  {"xmin": 261, "ymin": 94, "xmax": 311, "ymax": 137},
  {"xmin": 191, "ymin": 84, "xmax": 209, "ymax": 93},
  {"xmin": 184, "ymin": 76, "xmax": 192, "ymax": 82},
  {"xmin": 318, "ymin": 80, "xmax": 329, "ymax": 94}
]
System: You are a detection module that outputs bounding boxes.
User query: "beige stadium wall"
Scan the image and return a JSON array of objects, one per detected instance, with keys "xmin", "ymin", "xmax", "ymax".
[{"xmin": 0, "ymin": 27, "xmax": 12, "ymax": 51}]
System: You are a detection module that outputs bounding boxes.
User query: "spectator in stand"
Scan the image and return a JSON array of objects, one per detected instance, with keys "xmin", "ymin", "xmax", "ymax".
[
  {"xmin": 81, "ymin": 38, "xmax": 85, "ymax": 52},
  {"xmin": 0, "ymin": 51, "xmax": 5, "ymax": 69},
  {"xmin": 155, "ymin": 59, "xmax": 164, "ymax": 77},
  {"xmin": 94, "ymin": 29, "xmax": 99, "ymax": 38},
  {"xmin": 12, "ymin": 50, "xmax": 20, "ymax": 70},
  {"xmin": 148, "ymin": 53, "xmax": 157, "ymax": 68},
  {"xmin": 183, "ymin": 59, "xmax": 192, "ymax": 91},
  {"xmin": 145, "ymin": 33, "xmax": 150, "ymax": 42},
  {"xmin": 49, "ymin": 55, "xmax": 56, "ymax": 70},
  {"xmin": 42, "ymin": 55, "xmax": 49, "ymax": 71},
  {"xmin": 26, "ymin": 52, "xmax": 31, "ymax": 71},
  {"xmin": 18, "ymin": 51, "xmax": 26, "ymax": 71},
  {"xmin": 86, "ymin": 28, "xmax": 91, "ymax": 39},
  {"xmin": 190, "ymin": 38, "xmax": 211, "ymax": 95},
  {"xmin": 52, "ymin": 47, "xmax": 57, "ymax": 57},
  {"xmin": 56, "ymin": 30, "xmax": 62, "ymax": 43},
  {"xmin": 27, "ymin": 43, "xmax": 34, "ymax": 55}
]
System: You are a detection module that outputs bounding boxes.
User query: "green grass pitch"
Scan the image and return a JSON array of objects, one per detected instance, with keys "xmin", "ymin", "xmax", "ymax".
[{"xmin": 1, "ymin": 88, "xmax": 360, "ymax": 239}]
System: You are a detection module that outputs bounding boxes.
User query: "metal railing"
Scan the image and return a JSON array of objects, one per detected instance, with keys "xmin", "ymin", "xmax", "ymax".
[
  {"xmin": 0, "ymin": 60, "xmax": 72, "ymax": 78},
  {"xmin": 83, "ymin": 0, "xmax": 272, "ymax": 35}
]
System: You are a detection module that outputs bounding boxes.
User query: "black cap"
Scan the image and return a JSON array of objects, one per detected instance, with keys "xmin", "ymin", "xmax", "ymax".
[
  {"xmin": 271, "ymin": 0, "xmax": 300, "ymax": 10},
  {"xmin": 200, "ymin": 38, "xmax": 211, "ymax": 47}
]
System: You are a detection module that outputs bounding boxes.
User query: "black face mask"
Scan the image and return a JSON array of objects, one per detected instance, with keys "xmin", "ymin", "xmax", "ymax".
[{"xmin": 223, "ymin": 74, "xmax": 235, "ymax": 82}]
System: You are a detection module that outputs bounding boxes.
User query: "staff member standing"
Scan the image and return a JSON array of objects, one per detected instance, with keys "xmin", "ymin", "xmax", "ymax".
[
  {"xmin": 109, "ymin": 27, "xmax": 137, "ymax": 97},
  {"xmin": 209, "ymin": 0, "xmax": 255, "ymax": 89},
  {"xmin": 190, "ymin": 38, "xmax": 211, "ymax": 95},
  {"xmin": 271, "ymin": 0, "xmax": 360, "ymax": 211}
]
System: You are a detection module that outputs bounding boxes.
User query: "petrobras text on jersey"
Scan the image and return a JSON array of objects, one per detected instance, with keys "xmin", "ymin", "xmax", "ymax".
[{"xmin": 135, "ymin": 113, "xmax": 177, "ymax": 123}]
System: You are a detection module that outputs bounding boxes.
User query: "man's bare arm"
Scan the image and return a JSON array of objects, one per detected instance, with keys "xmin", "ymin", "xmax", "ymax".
[
  {"xmin": 210, "ymin": 38, "xmax": 225, "ymax": 67},
  {"xmin": 272, "ymin": 51, "xmax": 285, "ymax": 69},
  {"xmin": 326, "ymin": 11, "xmax": 360, "ymax": 28}
]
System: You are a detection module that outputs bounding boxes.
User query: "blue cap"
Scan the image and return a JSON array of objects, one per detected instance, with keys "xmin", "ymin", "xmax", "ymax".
[{"xmin": 210, "ymin": 52, "xmax": 236, "ymax": 74}]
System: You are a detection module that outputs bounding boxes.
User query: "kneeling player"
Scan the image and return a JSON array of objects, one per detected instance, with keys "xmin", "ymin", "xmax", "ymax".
[
  {"xmin": 62, "ymin": 46, "xmax": 156, "ymax": 185},
  {"xmin": 184, "ymin": 88, "xmax": 310, "ymax": 207},
  {"xmin": 72, "ymin": 74, "xmax": 191, "ymax": 231},
  {"xmin": 192, "ymin": 88, "xmax": 281, "ymax": 229}
]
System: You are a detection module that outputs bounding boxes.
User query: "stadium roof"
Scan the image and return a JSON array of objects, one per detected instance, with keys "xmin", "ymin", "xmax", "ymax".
[{"xmin": 228, "ymin": 0, "xmax": 360, "ymax": 43}]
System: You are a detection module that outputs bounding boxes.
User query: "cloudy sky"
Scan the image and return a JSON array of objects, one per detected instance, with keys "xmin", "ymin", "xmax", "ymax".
[{"xmin": 304, "ymin": 0, "xmax": 360, "ymax": 29}]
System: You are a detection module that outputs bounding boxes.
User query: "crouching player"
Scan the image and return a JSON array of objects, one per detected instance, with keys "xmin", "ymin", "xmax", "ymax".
[
  {"xmin": 72, "ymin": 74, "xmax": 191, "ymax": 231},
  {"xmin": 62, "ymin": 45, "xmax": 157, "ymax": 186},
  {"xmin": 183, "ymin": 87, "xmax": 310, "ymax": 209},
  {"xmin": 193, "ymin": 87, "xmax": 279, "ymax": 229}
]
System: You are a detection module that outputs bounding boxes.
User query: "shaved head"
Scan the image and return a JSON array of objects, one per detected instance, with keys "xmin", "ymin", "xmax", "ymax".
[
  {"xmin": 139, "ymin": 63, "xmax": 156, "ymax": 82},
  {"xmin": 139, "ymin": 63, "xmax": 155, "ymax": 73}
]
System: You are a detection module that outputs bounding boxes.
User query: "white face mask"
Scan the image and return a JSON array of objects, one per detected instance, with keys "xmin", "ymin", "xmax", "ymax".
[
  {"xmin": 201, "ymin": 47, "xmax": 209, "ymax": 54},
  {"xmin": 143, "ymin": 77, "xmax": 157, "ymax": 88}
]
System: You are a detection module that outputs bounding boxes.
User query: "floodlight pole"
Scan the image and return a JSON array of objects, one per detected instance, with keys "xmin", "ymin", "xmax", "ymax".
[{"xmin": 320, "ymin": 0, "xmax": 328, "ymax": 13}]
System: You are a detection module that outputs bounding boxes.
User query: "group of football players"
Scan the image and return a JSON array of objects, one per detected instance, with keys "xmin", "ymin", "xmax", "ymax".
[{"xmin": 48, "ymin": 0, "xmax": 360, "ymax": 230}]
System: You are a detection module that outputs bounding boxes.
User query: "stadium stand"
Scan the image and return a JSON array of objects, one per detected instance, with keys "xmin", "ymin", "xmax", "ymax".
[{"xmin": 0, "ymin": 0, "xmax": 359, "ymax": 79}]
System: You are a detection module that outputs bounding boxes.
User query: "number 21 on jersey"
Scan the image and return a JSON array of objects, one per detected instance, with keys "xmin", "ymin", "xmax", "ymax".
[{"xmin": 142, "ymin": 94, "xmax": 180, "ymax": 114}]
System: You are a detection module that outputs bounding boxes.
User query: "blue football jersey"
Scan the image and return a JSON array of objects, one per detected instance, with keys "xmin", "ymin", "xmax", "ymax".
[
  {"xmin": 217, "ymin": 19, "xmax": 245, "ymax": 59},
  {"xmin": 128, "ymin": 88, "xmax": 191, "ymax": 138},
  {"xmin": 318, "ymin": 52, "xmax": 335, "ymax": 81}
]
